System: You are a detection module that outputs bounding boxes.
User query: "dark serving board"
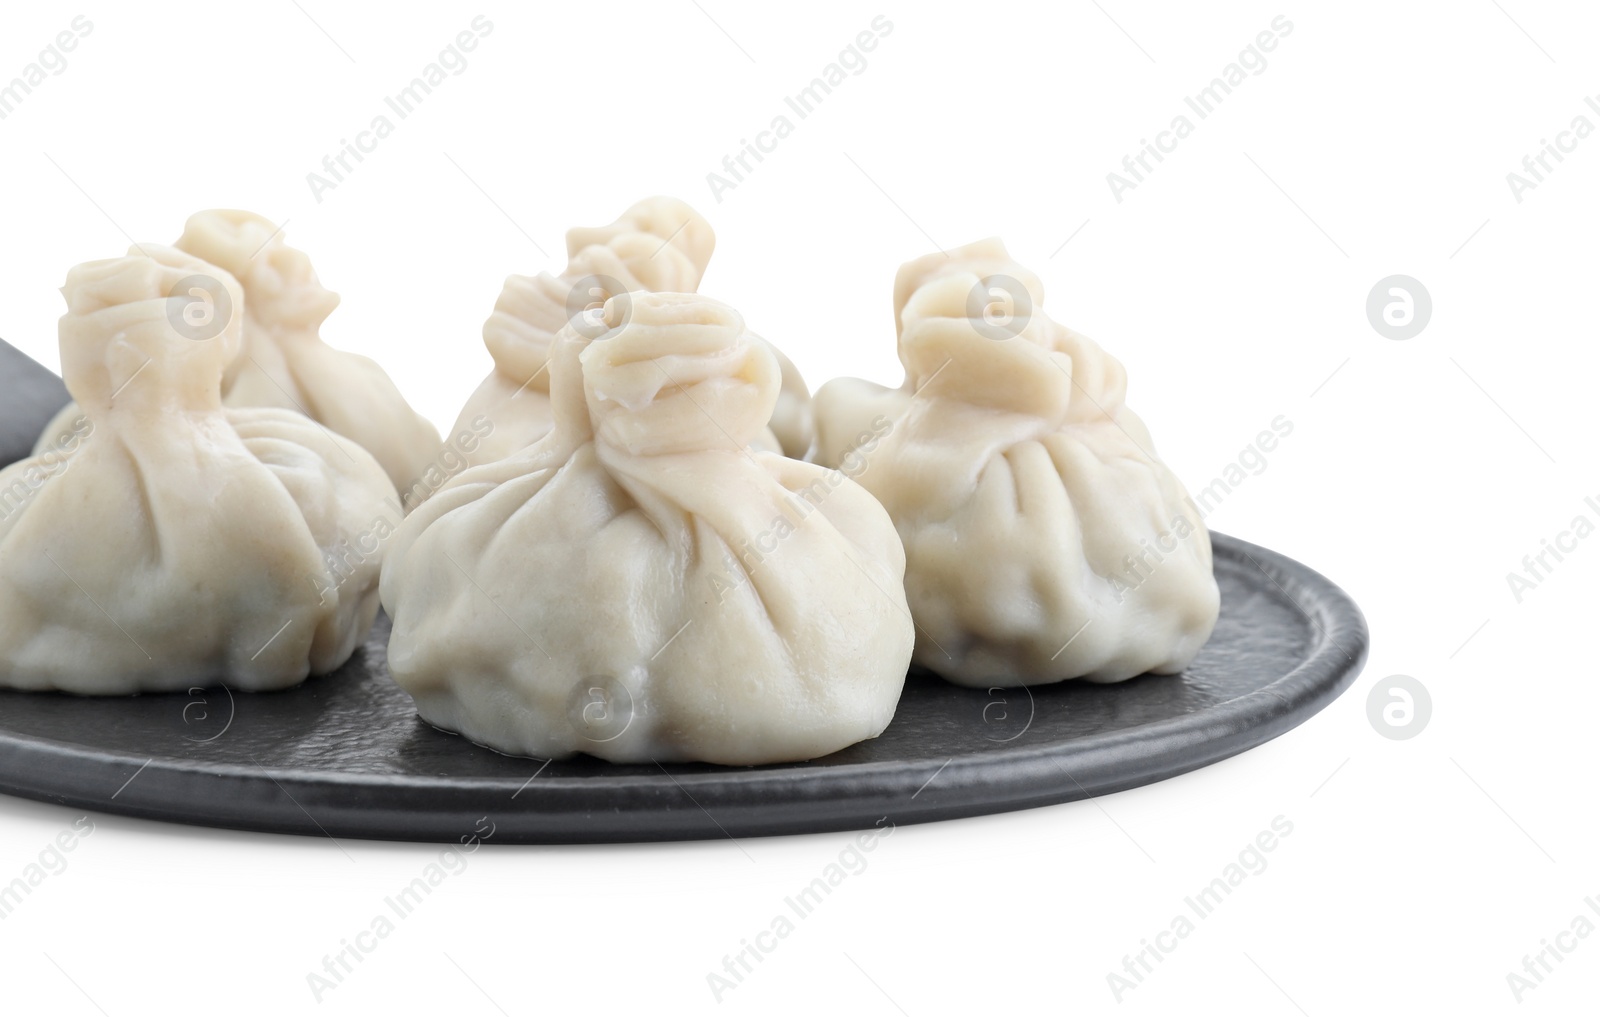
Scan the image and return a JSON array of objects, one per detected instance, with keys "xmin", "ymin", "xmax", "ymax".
[
  {"xmin": 0, "ymin": 338, "xmax": 1367, "ymax": 844},
  {"xmin": 0, "ymin": 340, "xmax": 70, "ymax": 466}
]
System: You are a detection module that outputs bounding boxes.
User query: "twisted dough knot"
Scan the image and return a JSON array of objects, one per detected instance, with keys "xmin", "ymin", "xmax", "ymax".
[
  {"xmin": 176, "ymin": 210, "xmax": 337, "ymax": 328},
  {"xmin": 574, "ymin": 292, "xmax": 779, "ymax": 457},
  {"xmin": 58, "ymin": 245, "xmax": 243, "ymax": 411}
]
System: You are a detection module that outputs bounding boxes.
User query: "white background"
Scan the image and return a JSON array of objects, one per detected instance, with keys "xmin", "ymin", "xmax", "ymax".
[{"xmin": 1, "ymin": 1, "xmax": 1597, "ymax": 1013}]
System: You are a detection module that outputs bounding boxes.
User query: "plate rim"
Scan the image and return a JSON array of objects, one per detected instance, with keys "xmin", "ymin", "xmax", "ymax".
[
  {"xmin": 0, "ymin": 533, "xmax": 1368, "ymax": 844},
  {"xmin": 0, "ymin": 338, "xmax": 1369, "ymax": 843}
]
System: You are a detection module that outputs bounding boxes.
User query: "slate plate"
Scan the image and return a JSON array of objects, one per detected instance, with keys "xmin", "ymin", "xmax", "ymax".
[
  {"xmin": 0, "ymin": 340, "xmax": 70, "ymax": 467},
  {"xmin": 0, "ymin": 339, "xmax": 1368, "ymax": 844}
]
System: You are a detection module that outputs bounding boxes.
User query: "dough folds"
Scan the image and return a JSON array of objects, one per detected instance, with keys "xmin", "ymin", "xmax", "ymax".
[
  {"xmin": 450, "ymin": 196, "xmax": 815, "ymax": 474},
  {"xmin": 813, "ymin": 240, "xmax": 1220, "ymax": 686},
  {"xmin": 0, "ymin": 246, "xmax": 399, "ymax": 693},
  {"xmin": 34, "ymin": 211, "xmax": 441, "ymax": 496},
  {"xmin": 382, "ymin": 291, "xmax": 911, "ymax": 763}
]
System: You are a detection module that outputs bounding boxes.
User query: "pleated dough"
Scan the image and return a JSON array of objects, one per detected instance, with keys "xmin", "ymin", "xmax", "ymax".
[
  {"xmin": 813, "ymin": 239, "xmax": 1220, "ymax": 686},
  {"xmin": 447, "ymin": 196, "xmax": 815, "ymax": 478},
  {"xmin": 751, "ymin": 341, "xmax": 817, "ymax": 461},
  {"xmin": 0, "ymin": 246, "xmax": 399, "ymax": 693},
  {"xmin": 32, "ymin": 211, "xmax": 441, "ymax": 496},
  {"xmin": 382, "ymin": 291, "xmax": 911, "ymax": 764},
  {"xmin": 814, "ymin": 239, "xmax": 1045, "ymax": 469}
]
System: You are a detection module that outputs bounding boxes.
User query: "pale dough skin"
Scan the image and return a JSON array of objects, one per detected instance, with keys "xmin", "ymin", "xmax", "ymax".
[
  {"xmin": 35, "ymin": 210, "xmax": 441, "ymax": 497},
  {"xmin": 815, "ymin": 239, "xmax": 1059, "ymax": 470},
  {"xmin": 813, "ymin": 239, "xmax": 1220, "ymax": 686},
  {"xmin": 450, "ymin": 196, "xmax": 815, "ymax": 470},
  {"xmin": 750, "ymin": 340, "xmax": 817, "ymax": 461},
  {"xmin": 0, "ymin": 246, "xmax": 399, "ymax": 693},
  {"xmin": 382, "ymin": 292, "xmax": 911, "ymax": 764}
]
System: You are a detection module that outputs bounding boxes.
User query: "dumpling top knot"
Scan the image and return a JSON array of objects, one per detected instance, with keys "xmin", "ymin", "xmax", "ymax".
[
  {"xmin": 479, "ymin": 197, "xmax": 717, "ymax": 394},
  {"xmin": 890, "ymin": 238, "xmax": 1133, "ymax": 431},
  {"xmin": 565, "ymin": 195, "xmax": 715, "ymax": 292},
  {"xmin": 480, "ymin": 271, "xmax": 574, "ymax": 385},
  {"xmin": 572, "ymin": 291, "xmax": 778, "ymax": 457},
  {"xmin": 895, "ymin": 271, "xmax": 1076, "ymax": 428},
  {"xmin": 176, "ymin": 209, "xmax": 339, "ymax": 328},
  {"xmin": 892, "ymin": 237, "xmax": 1046, "ymax": 338},
  {"xmin": 58, "ymin": 245, "xmax": 243, "ymax": 413}
]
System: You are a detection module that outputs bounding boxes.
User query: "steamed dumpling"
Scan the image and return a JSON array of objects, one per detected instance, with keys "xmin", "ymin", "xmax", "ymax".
[
  {"xmin": 447, "ymin": 196, "xmax": 815, "ymax": 476},
  {"xmin": 564, "ymin": 194, "xmax": 716, "ymax": 270},
  {"xmin": 0, "ymin": 246, "xmax": 399, "ymax": 693},
  {"xmin": 447, "ymin": 196, "xmax": 716, "ymax": 473},
  {"xmin": 812, "ymin": 239, "xmax": 1220, "ymax": 686},
  {"xmin": 382, "ymin": 292, "xmax": 911, "ymax": 764},
  {"xmin": 813, "ymin": 238, "xmax": 1037, "ymax": 469},
  {"xmin": 751, "ymin": 341, "xmax": 817, "ymax": 460},
  {"xmin": 33, "ymin": 211, "xmax": 442, "ymax": 495},
  {"xmin": 177, "ymin": 210, "xmax": 442, "ymax": 492}
]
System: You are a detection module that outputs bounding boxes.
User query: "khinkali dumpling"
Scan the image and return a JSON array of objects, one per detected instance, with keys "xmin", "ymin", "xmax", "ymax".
[
  {"xmin": 752, "ymin": 341, "xmax": 817, "ymax": 460},
  {"xmin": 448, "ymin": 196, "xmax": 815, "ymax": 472},
  {"xmin": 813, "ymin": 239, "xmax": 1219, "ymax": 686},
  {"xmin": 33, "ymin": 211, "xmax": 442, "ymax": 495},
  {"xmin": 382, "ymin": 292, "xmax": 911, "ymax": 764},
  {"xmin": 813, "ymin": 238, "xmax": 1036, "ymax": 469},
  {"xmin": 0, "ymin": 246, "xmax": 398, "ymax": 694}
]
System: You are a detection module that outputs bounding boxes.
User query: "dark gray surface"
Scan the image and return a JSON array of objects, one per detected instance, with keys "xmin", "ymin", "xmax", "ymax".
[
  {"xmin": 0, "ymin": 341, "xmax": 70, "ymax": 467},
  {"xmin": 0, "ymin": 338, "xmax": 1368, "ymax": 843}
]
